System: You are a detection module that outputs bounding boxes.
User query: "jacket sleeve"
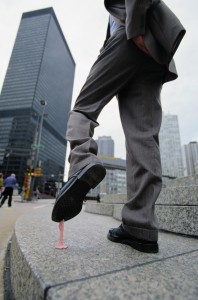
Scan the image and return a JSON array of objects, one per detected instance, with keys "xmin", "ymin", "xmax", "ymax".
[{"xmin": 125, "ymin": 0, "xmax": 155, "ymax": 39}]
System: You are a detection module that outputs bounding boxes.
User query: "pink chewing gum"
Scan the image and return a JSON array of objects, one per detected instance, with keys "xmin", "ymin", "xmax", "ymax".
[{"xmin": 56, "ymin": 220, "xmax": 68, "ymax": 250}]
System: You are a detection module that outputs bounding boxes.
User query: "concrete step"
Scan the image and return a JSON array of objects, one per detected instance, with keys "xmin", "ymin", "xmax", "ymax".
[
  {"xmin": 167, "ymin": 174, "xmax": 198, "ymax": 187},
  {"xmin": 85, "ymin": 202, "xmax": 123, "ymax": 222},
  {"xmin": 100, "ymin": 194, "xmax": 126, "ymax": 204},
  {"xmin": 85, "ymin": 202, "xmax": 114, "ymax": 216},
  {"xmin": 99, "ymin": 185, "xmax": 198, "ymax": 205},
  {"xmin": 85, "ymin": 185, "xmax": 198, "ymax": 237},
  {"xmin": 8, "ymin": 206, "xmax": 198, "ymax": 300},
  {"xmin": 155, "ymin": 205, "xmax": 198, "ymax": 236},
  {"xmin": 85, "ymin": 201, "xmax": 198, "ymax": 237},
  {"xmin": 156, "ymin": 185, "xmax": 198, "ymax": 205}
]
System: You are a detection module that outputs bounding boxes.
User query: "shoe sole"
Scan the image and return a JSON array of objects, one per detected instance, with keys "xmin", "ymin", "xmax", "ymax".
[
  {"xmin": 51, "ymin": 163, "xmax": 106, "ymax": 222},
  {"xmin": 107, "ymin": 233, "xmax": 159, "ymax": 253}
]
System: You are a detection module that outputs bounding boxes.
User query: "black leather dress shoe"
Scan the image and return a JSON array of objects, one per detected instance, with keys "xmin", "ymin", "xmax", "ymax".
[
  {"xmin": 51, "ymin": 162, "xmax": 106, "ymax": 222},
  {"xmin": 107, "ymin": 225, "xmax": 159, "ymax": 253}
]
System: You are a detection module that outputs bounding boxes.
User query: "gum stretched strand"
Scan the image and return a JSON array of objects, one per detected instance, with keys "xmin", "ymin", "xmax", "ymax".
[{"xmin": 56, "ymin": 220, "xmax": 68, "ymax": 249}]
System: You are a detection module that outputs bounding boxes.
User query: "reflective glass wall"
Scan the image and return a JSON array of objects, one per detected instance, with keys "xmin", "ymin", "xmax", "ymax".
[{"xmin": 0, "ymin": 8, "xmax": 75, "ymax": 187}]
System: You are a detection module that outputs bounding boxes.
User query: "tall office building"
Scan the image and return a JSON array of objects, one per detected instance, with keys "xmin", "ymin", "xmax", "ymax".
[
  {"xmin": 96, "ymin": 136, "xmax": 114, "ymax": 157},
  {"xmin": 159, "ymin": 114, "xmax": 183, "ymax": 178},
  {"xmin": 183, "ymin": 142, "xmax": 198, "ymax": 175},
  {"xmin": 0, "ymin": 8, "xmax": 75, "ymax": 186}
]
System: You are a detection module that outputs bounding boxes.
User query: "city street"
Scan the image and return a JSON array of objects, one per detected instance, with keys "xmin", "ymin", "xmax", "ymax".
[{"xmin": 0, "ymin": 197, "xmax": 55, "ymax": 300}]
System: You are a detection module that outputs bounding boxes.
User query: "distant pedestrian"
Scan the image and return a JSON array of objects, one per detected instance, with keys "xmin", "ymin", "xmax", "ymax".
[
  {"xmin": 0, "ymin": 173, "xmax": 3, "ymax": 197},
  {"xmin": 33, "ymin": 187, "xmax": 40, "ymax": 199},
  {"xmin": 0, "ymin": 173, "xmax": 17, "ymax": 208},
  {"xmin": 96, "ymin": 194, "xmax": 100, "ymax": 203}
]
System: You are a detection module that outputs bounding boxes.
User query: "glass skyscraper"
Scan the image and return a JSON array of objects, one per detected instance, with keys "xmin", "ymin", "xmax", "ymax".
[{"xmin": 0, "ymin": 8, "xmax": 75, "ymax": 186}]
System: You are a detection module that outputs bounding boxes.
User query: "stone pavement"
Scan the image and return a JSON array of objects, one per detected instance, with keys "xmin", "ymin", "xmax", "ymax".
[
  {"xmin": 0, "ymin": 197, "xmax": 55, "ymax": 300},
  {"xmin": 85, "ymin": 187, "xmax": 198, "ymax": 237},
  {"xmin": 5, "ymin": 203, "xmax": 198, "ymax": 300}
]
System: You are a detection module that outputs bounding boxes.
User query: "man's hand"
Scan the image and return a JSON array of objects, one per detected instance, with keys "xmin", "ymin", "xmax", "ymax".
[{"xmin": 133, "ymin": 35, "xmax": 151, "ymax": 56}]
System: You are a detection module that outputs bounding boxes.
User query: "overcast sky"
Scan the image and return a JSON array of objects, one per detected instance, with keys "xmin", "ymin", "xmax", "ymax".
[{"xmin": 0, "ymin": 0, "xmax": 197, "ymax": 160}]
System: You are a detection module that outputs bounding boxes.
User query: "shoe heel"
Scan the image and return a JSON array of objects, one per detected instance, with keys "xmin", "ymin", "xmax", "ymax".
[{"xmin": 79, "ymin": 164, "xmax": 106, "ymax": 188}]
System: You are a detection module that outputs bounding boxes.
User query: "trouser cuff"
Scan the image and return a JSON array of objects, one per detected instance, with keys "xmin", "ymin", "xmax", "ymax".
[{"xmin": 122, "ymin": 222, "xmax": 158, "ymax": 242}]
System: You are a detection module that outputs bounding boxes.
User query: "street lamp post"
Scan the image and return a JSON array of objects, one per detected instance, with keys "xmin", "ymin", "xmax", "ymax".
[
  {"xmin": 5, "ymin": 151, "xmax": 11, "ymax": 176},
  {"xmin": 29, "ymin": 100, "xmax": 47, "ymax": 200}
]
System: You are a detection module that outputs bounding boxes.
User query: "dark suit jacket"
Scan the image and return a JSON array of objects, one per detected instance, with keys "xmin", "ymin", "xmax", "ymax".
[{"xmin": 104, "ymin": 0, "xmax": 186, "ymax": 83}]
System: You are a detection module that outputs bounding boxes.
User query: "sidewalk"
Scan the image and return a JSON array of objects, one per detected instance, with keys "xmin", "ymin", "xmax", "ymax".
[
  {"xmin": 6, "ymin": 204, "xmax": 198, "ymax": 300},
  {"xmin": 0, "ymin": 197, "xmax": 55, "ymax": 300}
]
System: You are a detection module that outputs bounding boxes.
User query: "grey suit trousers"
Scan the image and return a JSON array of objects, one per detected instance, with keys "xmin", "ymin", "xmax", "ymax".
[{"xmin": 66, "ymin": 27, "xmax": 165, "ymax": 242}]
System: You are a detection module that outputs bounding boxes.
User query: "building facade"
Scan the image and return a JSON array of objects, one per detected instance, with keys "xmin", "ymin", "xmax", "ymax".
[
  {"xmin": 96, "ymin": 136, "xmax": 114, "ymax": 157},
  {"xmin": 159, "ymin": 114, "xmax": 183, "ymax": 178},
  {"xmin": 0, "ymin": 8, "xmax": 75, "ymax": 186},
  {"xmin": 86, "ymin": 155, "xmax": 126, "ymax": 198},
  {"xmin": 183, "ymin": 142, "xmax": 198, "ymax": 175}
]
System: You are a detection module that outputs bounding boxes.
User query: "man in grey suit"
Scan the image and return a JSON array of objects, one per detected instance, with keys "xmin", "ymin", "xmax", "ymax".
[{"xmin": 52, "ymin": 0, "xmax": 185, "ymax": 253}]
